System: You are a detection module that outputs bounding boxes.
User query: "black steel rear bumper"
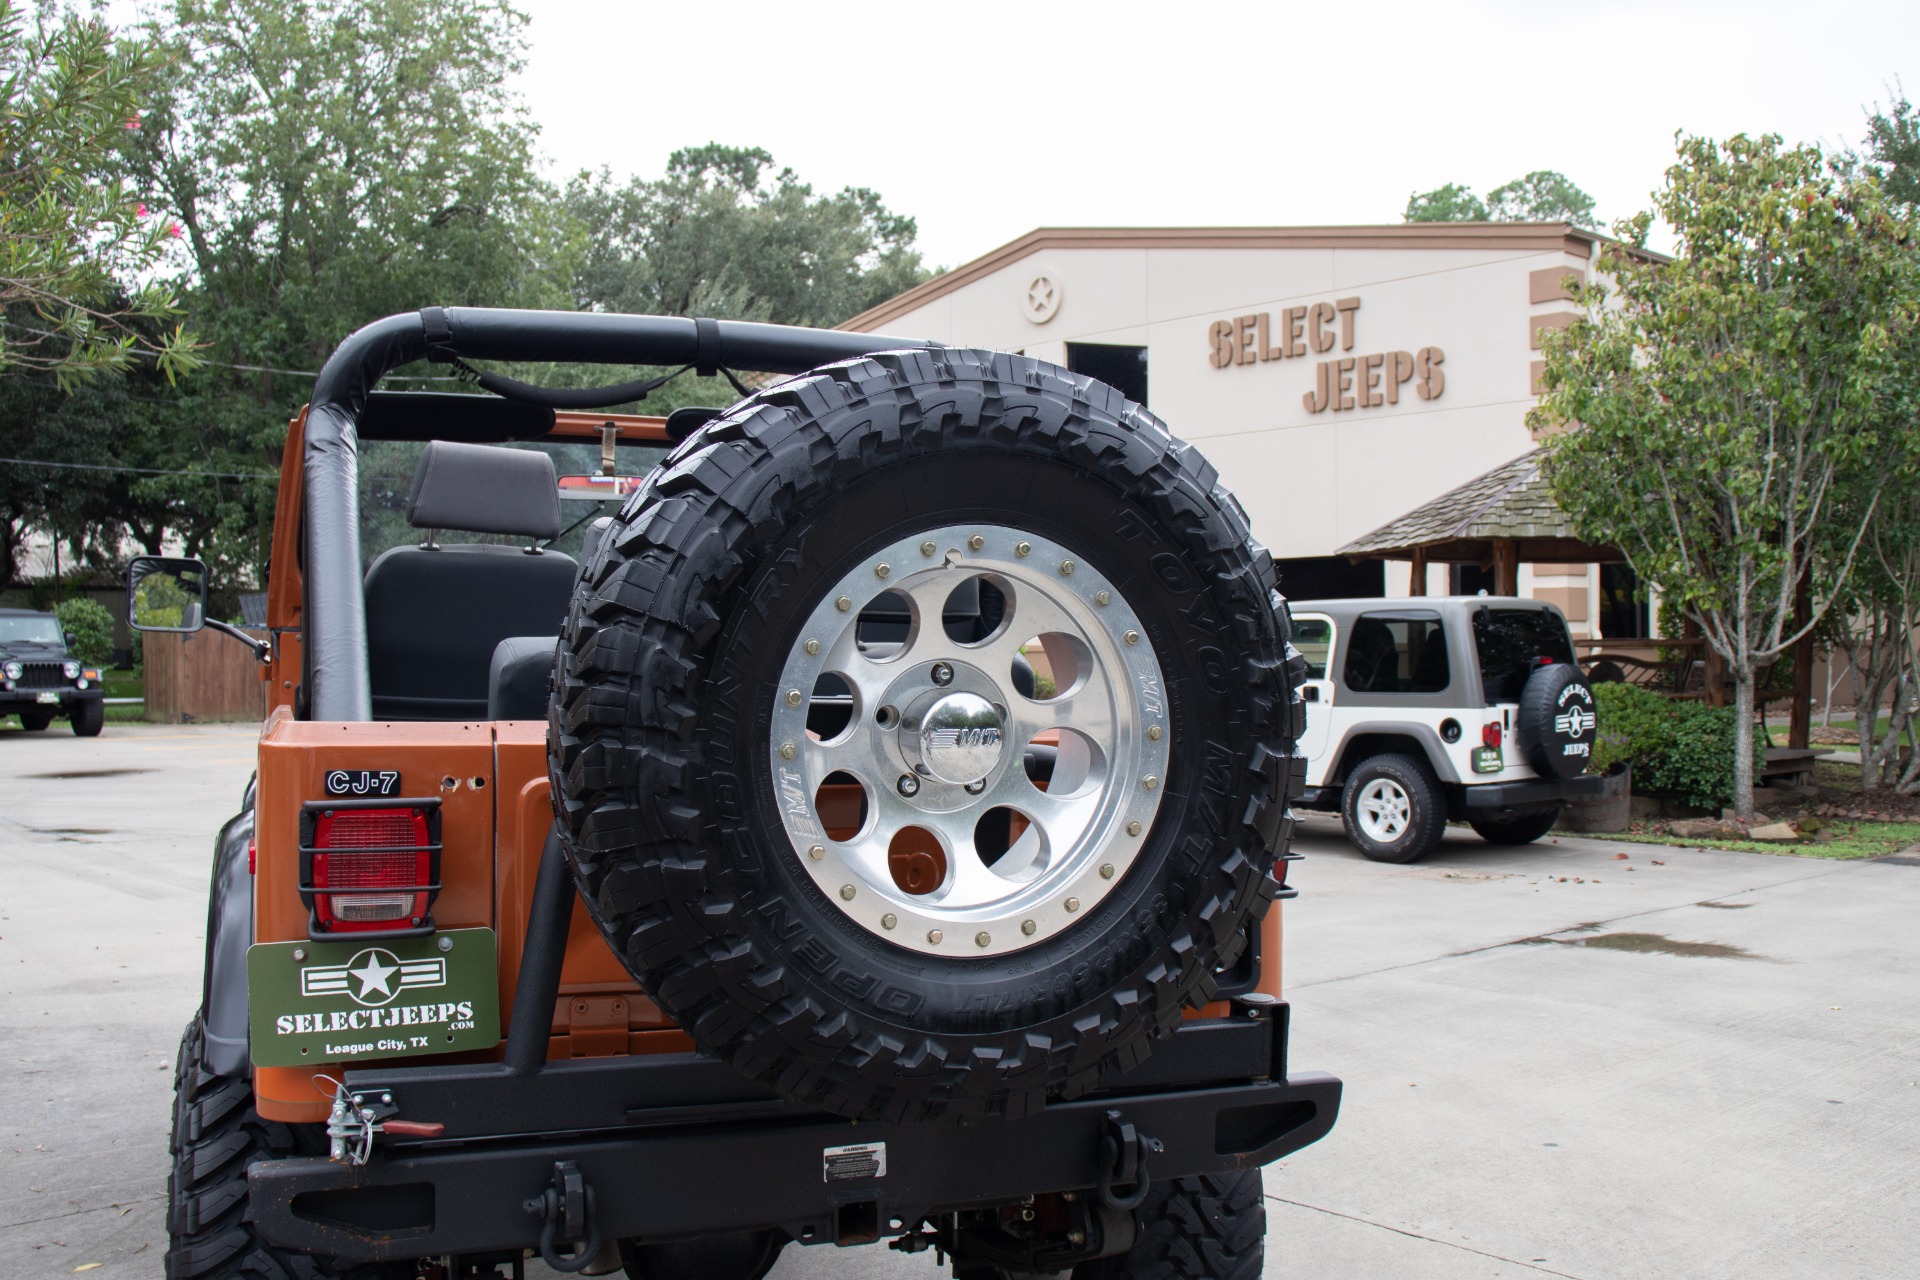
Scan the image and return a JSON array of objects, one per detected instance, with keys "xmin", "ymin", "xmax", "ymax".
[
  {"xmin": 247, "ymin": 1010, "xmax": 1340, "ymax": 1263},
  {"xmin": 1459, "ymin": 773, "xmax": 1603, "ymax": 816}
]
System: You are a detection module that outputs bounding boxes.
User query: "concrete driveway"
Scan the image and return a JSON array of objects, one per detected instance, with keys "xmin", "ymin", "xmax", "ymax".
[{"xmin": 3, "ymin": 724, "xmax": 1915, "ymax": 1279}]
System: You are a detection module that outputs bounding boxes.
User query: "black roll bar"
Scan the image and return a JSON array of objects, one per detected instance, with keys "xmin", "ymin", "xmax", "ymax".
[{"xmin": 303, "ymin": 308, "xmax": 932, "ymax": 721}]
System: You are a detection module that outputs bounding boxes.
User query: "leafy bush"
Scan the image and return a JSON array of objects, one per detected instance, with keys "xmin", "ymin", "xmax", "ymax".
[
  {"xmin": 54, "ymin": 597, "xmax": 115, "ymax": 666},
  {"xmin": 1588, "ymin": 681, "xmax": 1770, "ymax": 809}
]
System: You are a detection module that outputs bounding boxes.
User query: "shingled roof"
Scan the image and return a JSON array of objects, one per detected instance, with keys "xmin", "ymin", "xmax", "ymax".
[{"xmin": 1336, "ymin": 451, "xmax": 1621, "ymax": 563}]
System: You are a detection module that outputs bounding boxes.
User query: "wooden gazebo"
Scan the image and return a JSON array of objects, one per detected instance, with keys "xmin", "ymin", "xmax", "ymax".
[{"xmin": 1334, "ymin": 451, "xmax": 1623, "ymax": 595}]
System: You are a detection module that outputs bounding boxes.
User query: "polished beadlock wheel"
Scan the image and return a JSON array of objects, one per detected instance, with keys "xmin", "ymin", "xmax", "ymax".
[{"xmin": 770, "ymin": 523, "xmax": 1169, "ymax": 957}]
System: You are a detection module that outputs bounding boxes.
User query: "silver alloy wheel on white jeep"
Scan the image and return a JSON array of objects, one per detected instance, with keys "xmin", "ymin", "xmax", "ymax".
[
  {"xmin": 1353, "ymin": 777, "xmax": 1412, "ymax": 844},
  {"xmin": 768, "ymin": 523, "xmax": 1171, "ymax": 958}
]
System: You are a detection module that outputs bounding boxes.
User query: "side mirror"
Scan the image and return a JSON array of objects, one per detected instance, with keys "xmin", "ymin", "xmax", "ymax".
[{"xmin": 128, "ymin": 556, "xmax": 209, "ymax": 633}]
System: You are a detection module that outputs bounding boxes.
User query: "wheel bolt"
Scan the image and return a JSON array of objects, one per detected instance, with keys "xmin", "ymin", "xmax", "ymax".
[
  {"xmin": 968, "ymin": 534, "xmax": 984, "ymax": 550},
  {"xmin": 786, "ymin": 689, "xmax": 803, "ymax": 706},
  {"xmin": 839, "ymin": 884, "xmax": 856, "ymax": 901},
  {"xmin": 897, "ymin": 774, "xmax": 920, "ymax": 797},
  {"xmin": 964, "ymin": 779, "xmax": 986, "ymax": 795},
  {"xmin": 975, "ymin": 932, "xmax": 991, "ymax": 948},
  {"xmin": 920, "ymin": 540, "xmax": 937, "ymax": 556},
  {"xmin": 1059, "ymin": 560, "xmax": 1074, "ymax": 576},
  {"xmin": 1142, "ymin": 775, "xmax": 1159, "ymax": 791},
  {"xmin": 1095, "ymin": 590, "xmax": 1111, "ymax": 606},
  {"xmin": 927, "ymin": 929, "xmax": 943, "ymax": 944},
  {"xmin": 1124, "ymin": 629, "xmax": 1140, "ymax": 646},
  {"xmin": 807, "ymin": 844, "xmax": 824, "ymax": 861},
  {"xmin": 1100, "ymin": 863, "xmax": 1115, "ymax": 879},
  {"xmin": 1147, "ymin": 725, "xmax": 1162, "ymax": 741},
  {"xmin": 1021, "ymin": 919, "xmax": 1037, "ymax": 936},
  {"xmin": 875, "ymin": 563, "xmax": 891, "ymax": 579},
  {"xmin": 1065, "ymin": 897, "xmax": 1081, "ymax": 913},
  {"xmin": 930, "ymin": 662, "xmax": 954, "ymax": 686},
  {"xmin": 881, "ymin": 913, "xmax": 897, "ymax": 930},
  {"xmin": 836, "ymin": 595, "xmax": 852, "ymax": 612},
  {"xmin": 804, "ymin": 638, "xmax": 821, "ymax": 655},
  {"xmin": 1127, "ymin": 821, "xmax": 1142, "ymax": 836},
  {"xmin": 1016, "ymin": 541, "xmax": 1032, "ymax": 557},
  {"xmin": 779, "ymin": 742, "xmax": 796, "ymax": 760}
]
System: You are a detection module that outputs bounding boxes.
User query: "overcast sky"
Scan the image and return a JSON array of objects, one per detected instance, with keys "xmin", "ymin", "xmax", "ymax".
[{"xmin": 516, "ymin": 0, "xmax": 1914, "ymax": 267}]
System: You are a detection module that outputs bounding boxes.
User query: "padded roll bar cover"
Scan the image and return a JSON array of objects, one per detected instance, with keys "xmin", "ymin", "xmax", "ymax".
[
  {"xmin": 302, "ymin": 308, "xmax": 933, "ymax": 721},
  {"xmin": 407, "ymin": 441, "xmax": 562, "ymax": 539}
]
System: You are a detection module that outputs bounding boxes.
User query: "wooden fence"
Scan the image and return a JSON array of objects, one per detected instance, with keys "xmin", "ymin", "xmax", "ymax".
[{"xmin": 145, "ymin": 628, "xmax": 269, "ymax": 723}]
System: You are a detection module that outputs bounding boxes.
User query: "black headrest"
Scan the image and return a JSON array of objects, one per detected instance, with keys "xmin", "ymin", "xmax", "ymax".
[{"xmin": 406, "ymin": 440, "xmax": 561, "ymax": 540}]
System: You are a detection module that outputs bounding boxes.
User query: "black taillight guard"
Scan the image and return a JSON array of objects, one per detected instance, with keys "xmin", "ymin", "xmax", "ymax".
[{"xmin": 298, "ymin": 797, "xmax": 444, "ymax": 942}]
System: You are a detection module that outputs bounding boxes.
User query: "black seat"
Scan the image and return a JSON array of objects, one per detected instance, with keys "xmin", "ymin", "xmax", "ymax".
[
  {"xmin": 481, "ymin": 519, "xmax": 615, "ymax": 720},
  {"xmin": 365, "ymin": 442, "xmax": 576, "ymax": 721}
]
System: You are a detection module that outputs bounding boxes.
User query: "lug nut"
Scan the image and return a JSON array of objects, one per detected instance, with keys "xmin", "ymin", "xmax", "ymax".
[
  {"xmin": 920, "ymin": 540, "xmax": 937, "ymax": 556},
  {"xmin": 930, "ymin": 662, "xmax": 954, "ymax": 686},
  {"xmin": 1065, "ymin": 897, "xmax": 1081, "ymax": 913},
  {"xmin": 1100, "ymin": 863, "xmax": 1115, "ymax": 879},
  {"xmin": 976, "ymin": 932, "xmax": 991, "ymax": 947},
  {"xmin": 839, "ymin": 884, "xmax": 857, "ymax": 901},
  {"xmin": 779, "ymin": 742, "xmax": 797, "ymax": 760},
  {"xmin": 1059, "ymin": 559, "xmax": 1074, "ymax": 576},
  {"xmin": 1142, "ymin": 774, "xmax": 1159, "ymax": 791},
  {"xmin": 1124, "ymin": 629, "xmax": 1140, "ymax": 646},
  {"xmin": 964, "ymin": 779, "xmax": 986, "ymax": 795},
  {"xmin": 1095, "ymin": 590, "xmax": 1111, "ymax": 606},
  {"xmin": 897, "ymin": 774, "xmax": 920, "ymax": 797},
  {"xmin": 804, "ymin": 638, "xmax": 821, "ymax": 655},
  {"xmin": 786, "ymin": 688, "xmax": 803, "ymax": 706},
  {"xmin": 1127, "ymin": 820, "xmax": 1142, "ymax": 836},
  {"xmin": 807, "ymin": 844, "xmax": 824, "ymax": 861},
  {"xmin": 881, "ymin": 913, "xmax": 897, "ymax": 930},
  {"xmin": 1021, "ymin": 919, "xmax": 1037, "ymax": 936},
  {"xmin": 927, "ymin": 929, "xmax": 943, "ymax": 944},
  {"xmin": 1016, "ymin": 541, "xmax": 1032, "ymax": 557},
  {"xmin": 968, "ymin": 534, "xmax": 984, "ymax": 550},
  {"xmin": 1147, "ymin": 725, "xmax": 1162, "ymax": 741},
  {"xmin": 836, "ymin": 595, "xmax": 852, "ymax": 612},
  {"xmin": 875, "ymin": 562, "xmax": 891, "ymax": 579}
]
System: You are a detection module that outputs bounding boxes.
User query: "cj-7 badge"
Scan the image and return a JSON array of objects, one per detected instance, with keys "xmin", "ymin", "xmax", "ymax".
[{"xmin": 324, "ymin": 769, "xmax": 400, "ymax": 797}]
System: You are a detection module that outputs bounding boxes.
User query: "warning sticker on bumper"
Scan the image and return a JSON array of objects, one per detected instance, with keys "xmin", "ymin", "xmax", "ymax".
[{"xmin": 823, "ymin": 1141, "xmax": 887, "ymax": 1182}]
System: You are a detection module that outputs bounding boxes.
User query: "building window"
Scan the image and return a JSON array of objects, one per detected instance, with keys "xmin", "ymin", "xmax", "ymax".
[
  {"xmin": 1450, "ymin": 562, "xmax": 1495, "ymax": 596},
  {"xmin": 1066, "ymin": 343, "xmax": 1148, "ymax": 407},
  {"xmin": 1599, "ymin": 563, "xmax": 1649, "ymax": 639}
]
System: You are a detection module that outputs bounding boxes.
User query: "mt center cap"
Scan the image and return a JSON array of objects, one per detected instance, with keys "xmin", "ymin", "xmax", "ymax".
[{"xmin": 913, "ymin": 692, "xmax": 1005, "ymax": 785}]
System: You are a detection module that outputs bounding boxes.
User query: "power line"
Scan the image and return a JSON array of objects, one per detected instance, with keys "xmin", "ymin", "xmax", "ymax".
[{"xmin": 0, "ymin": 455, "xmax": 277, "ymax": 479}]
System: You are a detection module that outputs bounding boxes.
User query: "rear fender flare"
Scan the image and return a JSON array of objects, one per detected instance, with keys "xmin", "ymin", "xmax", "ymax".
[
  {"xmin": 1326, "ymin": 723, "xmax": 1460, "ymax": 787},
  {"xmin": 201, "ymin": 784, "xmax": 256, "ymax": 1079}
]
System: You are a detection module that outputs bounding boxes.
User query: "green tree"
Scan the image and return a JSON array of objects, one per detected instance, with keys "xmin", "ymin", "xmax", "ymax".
[
  {"xmin": 1532, "ymin": 133, "xmax": 1916, "ymax": 815},
  {"xmin": 1405, "ymin": 169, "xmax": 1598, "ymax": 226},
  {"xmin": 1863, "ymin": 86, "xmax": 1918, "ymax": 209},
  {"xmin": 0, "ymin": 0, "xmax": 197, "ymax": 384},
  {"xmin": 116, "ymin": 0, "xmax": 572, "ymax": 585}
]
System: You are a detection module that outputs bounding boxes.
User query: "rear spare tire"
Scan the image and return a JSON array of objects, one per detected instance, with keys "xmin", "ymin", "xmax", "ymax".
[
  {"xmin": 550, "ymin": 349, "xmax": 1303, "ymax": 1123},
  {"xmin": 1515, "ymin": 663, "xmax": 1596, "ymax": 779}
]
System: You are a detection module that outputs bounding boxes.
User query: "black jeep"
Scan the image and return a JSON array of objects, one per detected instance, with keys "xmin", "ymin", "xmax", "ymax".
[{"xmin": 0, "ymin": 606, "xmax": 105, "ymax": 736}]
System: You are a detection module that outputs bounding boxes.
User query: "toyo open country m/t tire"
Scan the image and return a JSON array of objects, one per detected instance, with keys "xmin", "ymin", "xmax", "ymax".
[
  {"xmin": 1515, "ymin": 663, "xmax": 1597, "ymax": 780},
  {"xmin": 549, "ymin": 348, "xmax": 1305, "ymax": 1124}
]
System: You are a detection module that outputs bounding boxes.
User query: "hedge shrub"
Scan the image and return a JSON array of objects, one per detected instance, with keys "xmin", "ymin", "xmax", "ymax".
[
  {"xmin": 53, "ymin": 597, "xmax": 115, "ymax": 667},
  {"xmin": 1589, "ymin": 681, "xmax": 1771, "ymax": 810}
]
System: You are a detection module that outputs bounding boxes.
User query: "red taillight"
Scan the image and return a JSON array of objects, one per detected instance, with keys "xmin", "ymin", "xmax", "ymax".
[
  {"xmin": 1482, "ymin": 722, "xmax": 1503, "ymax": 749},
  {"xmin": 307, "ymin": 805, "xmax": 435, "ymax": 932}
]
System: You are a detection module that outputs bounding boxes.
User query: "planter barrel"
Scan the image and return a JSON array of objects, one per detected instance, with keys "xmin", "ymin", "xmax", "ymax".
[{"xmin": 1561, "ymin": 763, "xmax": 1631, "ymax": 833}]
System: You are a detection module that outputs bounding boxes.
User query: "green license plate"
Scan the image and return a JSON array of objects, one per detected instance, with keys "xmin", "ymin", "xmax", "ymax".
[{"xmin": 247, "ymin": 928, "xmax": 500, "ymax": 1067}]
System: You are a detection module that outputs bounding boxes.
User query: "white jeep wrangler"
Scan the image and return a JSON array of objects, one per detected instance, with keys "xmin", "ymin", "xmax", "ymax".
[{"xmin": 1289, "ymin": 596, "xmax": 1603, "ymax": 862}]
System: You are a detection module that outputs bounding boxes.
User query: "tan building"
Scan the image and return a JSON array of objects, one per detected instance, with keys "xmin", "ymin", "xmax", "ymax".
[{"xmin": 842, "ymin": 224, "xmax": 1645, "ymax": 641}]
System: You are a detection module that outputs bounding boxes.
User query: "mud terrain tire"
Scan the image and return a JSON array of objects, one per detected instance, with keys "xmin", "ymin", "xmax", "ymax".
[
  {"xmin": 1074, "ymin": 1170, "xmax": 1267, "ymax": 1279},
  {"xmin": 166, "ymin": 1018, "xmax": 365, "ymax": 1280},
  {"xmin": 549, "ymin": 349, "xmax": 1304, "ymax": 1123}
]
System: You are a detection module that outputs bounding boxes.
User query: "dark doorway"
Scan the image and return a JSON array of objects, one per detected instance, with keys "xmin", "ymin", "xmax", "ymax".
[
  {"xmin": 1277, "ymin": 556, "xmax": 1384, "ymax": 602},
  {"xmin": 1450, "ymin": 562, "xmax": 1496, "ymax": 596},
  {"xmin": 1599, "ymin": 563, "xmax": 1648, "ymax": 638},
  {"xmin": 1066, "ymin": 343, "xmax": 1149, "ymax": 407}
]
